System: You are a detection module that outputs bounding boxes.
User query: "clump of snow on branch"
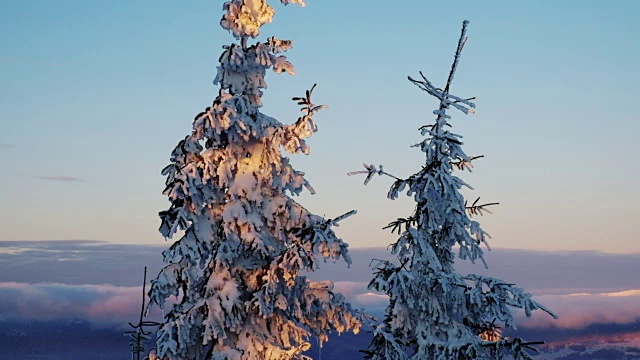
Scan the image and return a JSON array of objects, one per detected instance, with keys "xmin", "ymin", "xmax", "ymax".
[
  {"xmin": 350, "ymin": 21, "xmax": 556, "ymax": 360},
  {"xmin": 148, "ymin": 1, "xmax": 361, "ymax": 359},
  {"xmin": 221, "ymin": 0, "xmax": 305, "ymax": 40}
]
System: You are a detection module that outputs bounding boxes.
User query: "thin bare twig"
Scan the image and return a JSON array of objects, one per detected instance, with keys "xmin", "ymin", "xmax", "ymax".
[
  {"xmin": 125, "ymin": 267, "xmax": 161, "ymax": 360},
  {"xmin": 465, "ymin": 197, "xmax": 499, "ymax": 217},
  {"xmin": 347, "ymin": 164, "xmax": 401, "ymax": 185},
  {"xmin": 451, "ymin": 155, "xmax": 484, "ymax": 171}
]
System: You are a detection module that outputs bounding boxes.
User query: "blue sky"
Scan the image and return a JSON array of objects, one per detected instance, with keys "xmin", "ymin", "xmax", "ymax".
[{"xmin": 1, "ymin": 0, "xmax": 639, "ymax": 252}]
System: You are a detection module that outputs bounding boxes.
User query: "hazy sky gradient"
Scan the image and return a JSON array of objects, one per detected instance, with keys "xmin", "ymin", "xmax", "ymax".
[{"xmin": 1, "ymin": 0, "xmax": 638, "ymax": 252}]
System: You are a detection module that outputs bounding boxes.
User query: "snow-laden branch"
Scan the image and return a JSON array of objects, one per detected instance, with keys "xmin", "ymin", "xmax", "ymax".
[
  {"xmin": 408, "ymin": 71, "xmax": 476, "ymax": 115},
  {"xmin": 221, "ymin": 0, "xmax": 306, "ymax": 40},
  {"xmin": 280, "ymin": 84, "xmax": 328, "ymax": 154},
  {"xmin": 408, "ymin": 21, "xmax": 476, "ymax": 120},
  {"xmin": 347, "ymin": 163, "xmax": 401, "ymax": 185}
]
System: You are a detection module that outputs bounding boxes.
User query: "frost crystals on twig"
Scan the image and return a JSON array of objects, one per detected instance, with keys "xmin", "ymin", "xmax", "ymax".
[{"xmin": 347, "ymin": 164, "xmax": 400, "ymax": 185}]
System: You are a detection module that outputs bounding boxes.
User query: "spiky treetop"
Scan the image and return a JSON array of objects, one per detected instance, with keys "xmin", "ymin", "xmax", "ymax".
[
  {"xmin": 351, "ymin": 21, "xmax": 556, "ymax": 360},
  {"xmin": 148, "ymin": 2, "xmax": 360, "ymax": 359}
]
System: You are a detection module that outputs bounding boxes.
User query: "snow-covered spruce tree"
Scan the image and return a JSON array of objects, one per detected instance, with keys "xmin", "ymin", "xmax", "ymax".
[
  {"xmin": 147, "ymin": 2, "xmax": 361, "ymax": 359},
  {"xmin": 350, "ymin": 21, "xmax": 556, "ymax": 360}
]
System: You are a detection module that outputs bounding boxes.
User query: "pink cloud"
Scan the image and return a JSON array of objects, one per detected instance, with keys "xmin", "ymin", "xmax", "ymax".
[
  {"xmin": 519, "ymin": 289, "xmax": 640, "ymax": 329},
  {"xmin": 84, "ymin": 291, "xmax": 142, "ymax": 320},
  {"xmin": 333, "ymin": 281, "xmax": 640, "ymax": 331},
  {"xmin": 0, "ymin": 282, "xmax": 158, "ymax": 327},
  {"xmin": 333, "ymin": 281, "xmax": 388, "ymax": 309},
  {"xmin": 3, "ymin": 280, "xmax": 640, "ymax": 332},
  {"xmin": 333, "ymin": 281, "xmax": 369, "ymax": 298}
]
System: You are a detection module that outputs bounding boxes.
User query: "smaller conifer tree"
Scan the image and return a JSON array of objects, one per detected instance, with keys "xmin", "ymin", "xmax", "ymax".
[{"xmin": 350, "ymin": 21, "xmax": 556, "ymax": 360}]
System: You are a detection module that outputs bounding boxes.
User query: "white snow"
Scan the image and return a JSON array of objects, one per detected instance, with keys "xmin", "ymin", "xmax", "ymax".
[
  {"xmin": 356, "ymin": 21, "xmax": 556, "ymax": 360},
  {"xmin": 148, "ymin": 1, "xmax": 361, "ymax": 359}
]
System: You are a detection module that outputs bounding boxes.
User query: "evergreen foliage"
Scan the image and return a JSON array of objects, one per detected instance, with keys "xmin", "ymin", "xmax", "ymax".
[
  {"xmin": 350, "ymin": 21, "xmax": 557, "ymax": 360},
  {"xmin": 148, "ymin": 2, "xmax": 361, "ymax": 359}
]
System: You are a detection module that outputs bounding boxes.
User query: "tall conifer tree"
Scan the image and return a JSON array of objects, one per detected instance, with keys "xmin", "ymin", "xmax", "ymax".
[{"xmin": 148, "ymin": 2, "xmax": 361, "ymax": 359}]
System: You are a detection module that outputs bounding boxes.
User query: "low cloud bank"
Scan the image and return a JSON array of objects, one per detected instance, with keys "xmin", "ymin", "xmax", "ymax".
[
  {"xmin": 521, "ymin": 289, "xmax": 640, "ymax": 329},
  {"xmin": 1, "ymin": 241, "xmax": 640, "ymax": 331},
  {"xmin": 1, "ymin": 280, "xmax": 637, "ymax": 332},
  {"xmin": 0, "ymin": 282, "xmax": 150, "ymax": 327}
]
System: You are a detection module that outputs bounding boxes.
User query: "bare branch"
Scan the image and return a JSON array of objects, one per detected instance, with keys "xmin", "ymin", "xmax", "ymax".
[
  {"xmin": 465, "ymin": 197, "xmax": 499, "ymax": 217},
  {"xmin": 125, "ymin": 267, "xmax": 160, "ymax": 360},
  {"xmin": 452, "ymin": 155, "xmax": 484, "ymax": 171},
  {"xmin": 444, "ymin": 20, "xmax": 470, "ymax": 94},
  {"xmin": 347, "ymin": 163, "xmax": 401, "ymax": 185}
]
